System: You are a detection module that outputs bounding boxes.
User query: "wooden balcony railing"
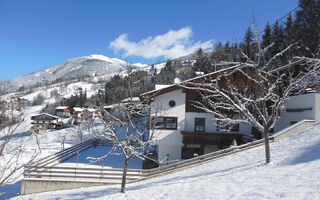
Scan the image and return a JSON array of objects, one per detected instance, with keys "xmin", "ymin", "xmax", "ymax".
[{"xmin": 181, "ymin": 131, "xmax": 245, "ymax": 145}]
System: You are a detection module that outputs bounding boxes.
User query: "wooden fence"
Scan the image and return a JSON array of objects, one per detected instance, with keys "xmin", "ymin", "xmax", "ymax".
[
  {"xmin": 24, "ymin": 165, "xmax": 144, "ymax": 183},
  {"xmin": 23, "ymin": 137, "xmax": 271, "ymax": 184},
  {"xmin": 29, "ymin": 139, "xmax": 95, "ymax": 168}
]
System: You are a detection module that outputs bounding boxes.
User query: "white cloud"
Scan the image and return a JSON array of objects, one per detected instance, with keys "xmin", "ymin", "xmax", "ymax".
[{"xmin": 109, "ymin": 27, "xmax": 214, "ymax": 59}]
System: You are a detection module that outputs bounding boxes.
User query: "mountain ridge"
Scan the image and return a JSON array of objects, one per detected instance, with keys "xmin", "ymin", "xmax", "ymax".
[{"xmin": 6, "ymin": 54, "xmax": 148, "ymax": 91}]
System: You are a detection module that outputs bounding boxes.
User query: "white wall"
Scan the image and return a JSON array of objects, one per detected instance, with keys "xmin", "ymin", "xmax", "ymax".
[
  {"xmin": 315, "ymin": 93, "xmax": 320, "ymax": 123},
  {"xmin": 157, "ymin": 145, "xmax": 181, "ymax": 165},
  {"xmin": 184, "ymin": 112, "xmax": 252, "ymax": 135},
  {"xmin": 204, "ymin": 145, "xmax": 219, "ymax": 154},
  {"xmin": 275, "ymin": 93, "xmax": 316, "ymax": 132},
  {"xmin": 184, "ymin": 112, "xmax": 216, "ymax": 132},
  {"xmin": 150, "ymin": 89, "xmax": 186, "ymax": 162}
]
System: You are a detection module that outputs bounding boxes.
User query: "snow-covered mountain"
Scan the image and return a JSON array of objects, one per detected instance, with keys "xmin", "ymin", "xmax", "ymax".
[{"xmin": 6, "ymin": 55, "xmax": 148, "ymax": 91}]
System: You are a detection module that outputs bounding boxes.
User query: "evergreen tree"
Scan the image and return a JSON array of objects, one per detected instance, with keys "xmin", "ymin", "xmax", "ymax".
[
  {"xmin": 285, "ymin": 14, "xmax": 293, "ymax": 46},
  {"xmin": 284, "ymin": 14, "xmax": 294, "ymax": 60},
  {"xmin": 224, "ymin": 41, "xmax": 231, "ymax": 54},
  {"xmin": 270, "ymin": 21, "xmax": 286, "ymax": 66},
  {"xmin": 231, "ymin": 43, "xmax": 241, "ymax": 62},
  {"xmin": 262, "ymin": 22, "xmax": 272, "ymax": 48},
  {"xmin": 242, "ymin": 27, "xmax": 254, "ymax": 60},
  {"xmin": 293, "ymin": 0, "xmax": 320, "ymax": 56},
  {"xmin": 262, "ymin": 22, "xmax": 272, "ymax": 61},
  {"xmin": 210, "ymin": 42, "xmax": 232, "ymax": 64},
  {"xmin": 194, "ymin": 48, "xmax": 211, "ymax": 73},
  {"xmin": 271, "ymin": 21, "xmax": 285, "ymax": 53}
]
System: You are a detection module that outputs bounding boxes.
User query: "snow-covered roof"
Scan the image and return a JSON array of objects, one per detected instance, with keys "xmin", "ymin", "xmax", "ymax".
[
  {"xmin": 104, "ymin": 105, "xmax": 115, "ymax": 109},
  {"xmin": 103, "ymin": 103, "xmax": 123, "ymax": 109},
  {"xmin": 73, "ymin": 107, "xmax": 83, "ymax": 112},
  {"xmin": 87, "ymin": 108, "xmax": 96, "ymax": 112},
  {"xmin": 195, "ymin": 71, "xmax": 205, "ymax": 75},
  {"xmin": 120, "ymin": 97, "xmax": 140, "ymax": 103},
  {"xmin": 55, "ymin": 106, "xmax": 70, "ymax": 110},
  {"xmin": 30, "ymin": 113, "xmax": 60, "ymax": 119},
  {"xmin": 155, "ymin": 84, "xmax": 171, "ymax": 90}
]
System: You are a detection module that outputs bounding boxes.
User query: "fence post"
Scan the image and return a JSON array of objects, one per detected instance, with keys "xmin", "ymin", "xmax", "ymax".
[{"xmin": 49, "ymin": 167, "xmax": 51, "ymax": 179}]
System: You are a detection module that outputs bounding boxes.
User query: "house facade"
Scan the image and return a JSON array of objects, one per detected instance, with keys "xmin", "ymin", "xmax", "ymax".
[
  {"xmin": 274, "ymin": 92, "xmax": 320, "ymax": 132},
  {"xmin": 141, "ymin": 79, "xmax": 320, "ymax": 165},
  {"xmin": 143, "ymin": 86, "xmax": 251, "ymax": 163},
  {"xmin": 55, "ymin": 106, "xmax": 73, "ymax": 118},
  {"xmin": 31, "ymin": 113, "xmax": 62, "ymax": 132}
]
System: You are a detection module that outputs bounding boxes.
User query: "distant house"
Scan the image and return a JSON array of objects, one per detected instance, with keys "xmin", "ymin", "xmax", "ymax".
[
  {"xmin": 31, "ymin": 113, "xmax": 59, "ymax": 124},
  {"xmin": 31, "ymin": 113, "xmax": 62, "ymax": 132},
  {"xmin": 120, "ymin": 97, "xmax": 140, "ymax": 104},
  {"xmin": 86, "ymin": 108, "xmax": 100, "ymax": 118},
  {"xmin": 55, "ymin": 106, "xmax": 73, "ymax": 117},
  {"xmin": 72, "ymin": 107, "xmax": 83, "ymax": 119},
  {"xmin": 103, "ymin": 97, "xmax": 141, "ymax": 119}
]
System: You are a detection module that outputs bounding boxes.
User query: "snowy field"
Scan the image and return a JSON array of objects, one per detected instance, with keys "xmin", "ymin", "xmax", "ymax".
[{"xmin": 8, "ymin": 124, "xmax": 320, "ymax": 200}]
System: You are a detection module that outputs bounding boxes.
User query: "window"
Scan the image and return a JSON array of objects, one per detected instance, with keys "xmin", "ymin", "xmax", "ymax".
[
  {"xmin": 230, "ymin": 124, "xmax": 239, "ymax": 132},
  {"xmin": 217, "ymin": 120, "xmax": 239, "ymax": 132},
  {"xmin": 169, "ymin": 100, "xmax": 176, "ymax": 107},
  {"xmin": 181, "ymin": 147, "xmax": 203, "ymax": 159},
  {"xmin": 194, "ymin": 118, "xmax": 205, "ymax": 132},
  {"xmin": 290, "ymin": 121, "xmax": 298, "ymax": 125},
  {"xmin": 153, "ymin": 117, "xmax": 177, "ymax": 129}
]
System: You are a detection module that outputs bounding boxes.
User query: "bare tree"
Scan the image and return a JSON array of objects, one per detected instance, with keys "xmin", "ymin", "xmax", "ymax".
[
  {"xmin": 0, "ymin": 100, "xmax": 39, "ymax": 186},
  {"xmin": 57, "ymin": 131, "xmax": 67, "ymax": 150},
  {"xmin": 181, "ymin": 25, "xmax": 320, "ymax": 163},
  {"xmin": 0, "ymin": 79, "xmax": 7, "ymax": 96},
  {"xmin": 89, "ymin": 99, "xmax": 153, "ymax": 193}
]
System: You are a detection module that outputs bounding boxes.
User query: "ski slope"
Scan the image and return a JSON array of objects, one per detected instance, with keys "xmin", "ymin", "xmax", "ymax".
[{"xmin": 12, "ymin": 124, "xmax": 320, "ymax": 200}]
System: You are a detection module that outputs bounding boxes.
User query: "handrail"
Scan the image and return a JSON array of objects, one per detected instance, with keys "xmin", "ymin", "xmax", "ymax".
[
  {"xmin": 25, "ymin": 165, "xmax": 145, "ymax": 173},
  {"xmin": 272, "ymin": 119, "xmax": 315, "ymax": 142},
  {"xmin": 29, "ymin": 139, "xmax": 94, "ymax": 166}
]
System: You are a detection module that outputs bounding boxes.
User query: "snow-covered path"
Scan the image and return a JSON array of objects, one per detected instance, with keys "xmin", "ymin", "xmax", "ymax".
[{"xmin": 12, "ymin": 125, "xmax": 320, "ymax": 200}]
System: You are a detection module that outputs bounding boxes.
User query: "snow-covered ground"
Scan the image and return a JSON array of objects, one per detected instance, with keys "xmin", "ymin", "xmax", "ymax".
[
  {"xmin": 0, "ymin": 124, "xmax": 92, "ymax": 199},
  {"xmin": 61, "ymin": 146, "xmax": 143, "ymax": 169},
  {"xmin": 10, "ymin": 124, "xmax": 320, "ymax": 200},
  {"xmin": 0, "ymin": 103, "xmax": 93, "ymax": 200}
]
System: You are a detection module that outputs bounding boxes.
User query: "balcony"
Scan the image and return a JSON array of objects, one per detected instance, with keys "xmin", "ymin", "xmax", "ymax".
[{"xmin": 181, "ymin": 131, "xmax": 245, "ymax": 145}]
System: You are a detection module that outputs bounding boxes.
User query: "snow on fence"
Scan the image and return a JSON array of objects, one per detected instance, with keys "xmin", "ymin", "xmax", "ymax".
[
  {"xmin": 24, "ymin": 166, "xmax": 143, "ymax": 183},
  {"xmin": 29, "ymin": 139, "xmax": 95, "ymax": 168},
  {"xmin": 22, "ymin": 119, "xmax": 315, "ymax": 194},
  {"xmin": 272, "ymin": 119, "xmax": 315, "ymax": 142}
]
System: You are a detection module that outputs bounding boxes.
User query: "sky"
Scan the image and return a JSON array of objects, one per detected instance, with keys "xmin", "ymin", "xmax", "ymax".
[{"xmin": 0, "ymin": 0, "xmax": 298, "ymax": 80}]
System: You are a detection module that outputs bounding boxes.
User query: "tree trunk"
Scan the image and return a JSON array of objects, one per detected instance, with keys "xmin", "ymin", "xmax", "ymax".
[
  {"xmin": 263, "ymin": 128, "xmax": 271, "ymax": 163},
  {"xmin": 121, "ymin": 158, "xmax": 129, "ymax": 193}
]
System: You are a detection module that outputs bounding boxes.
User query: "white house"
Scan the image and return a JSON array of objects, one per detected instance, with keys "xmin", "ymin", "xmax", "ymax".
[
  {"xmin": 140, "ymin": 71, "xmax": 320, "ymax": 164},
  {"xmin": 275, "ymin": 92, "xmax": 320, "ymax": 132}
]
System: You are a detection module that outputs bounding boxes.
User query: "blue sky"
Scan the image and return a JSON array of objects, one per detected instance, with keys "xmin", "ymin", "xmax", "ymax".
[{"xmin": 0, "ymin": 0, "xmax": 298, "ymax": 80}]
